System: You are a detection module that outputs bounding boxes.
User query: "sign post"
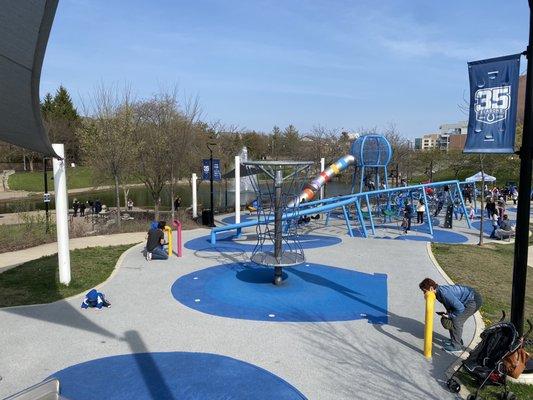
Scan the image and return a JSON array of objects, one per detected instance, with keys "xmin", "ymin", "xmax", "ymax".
[{"xmin": 203, "ymin": 148, "xmax": 220, "ymax": 227}]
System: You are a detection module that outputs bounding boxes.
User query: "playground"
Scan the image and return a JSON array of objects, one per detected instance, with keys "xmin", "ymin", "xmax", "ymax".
[{"xmin": 0, "ymin": 134, "xmax": 504, "ymax": 400}]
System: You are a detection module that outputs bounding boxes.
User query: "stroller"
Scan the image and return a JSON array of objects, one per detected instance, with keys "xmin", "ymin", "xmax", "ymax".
[{"xmin": 446, "ymin": 312, "xmax": 532, "ymax": 400}]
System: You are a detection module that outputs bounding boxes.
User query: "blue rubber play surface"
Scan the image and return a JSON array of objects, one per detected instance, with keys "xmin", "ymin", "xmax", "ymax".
[
  {"xmin": 471, "ymin": 219, "xmax": 516, "ymax": 236},
  {"xmin": 394, "ymin": 228, "xmax": 469, "ymax": 243},
  {"xmin": 172, "ymin": 263, "xmax": 388, "ymax": 323},
  {"xmin": 471, "ymin": 221, "xmax": 495, "ymax": 236},
  {"xmin": 185, "ymin": 233, "xmax": 342, "ymax": 252},
  {"xmin": 50, "ymin": 352, "xmax": 306, "ymax": 400}
]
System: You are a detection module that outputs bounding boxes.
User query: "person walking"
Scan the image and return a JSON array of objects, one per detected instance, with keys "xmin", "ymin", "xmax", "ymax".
[
  {"xmin": 403, "ymin": 200, "xmax": 413, "ymax": 233},
  {"xmin": 416, "ymin": 199, "xmax": 425, "ymax": 224},
  {"xmin": 79, "ymin": 201, "xmax": 86, "ymax": 217},
  {"xmin": 419, "ymin": 278, "xmax": 482, "ymax": 353},
  {"xmin": 174, "ymin": 196, "xmax": 182, "ymax": 212},
  {"xmin": 72, "ymin": 199, "xmax": 79, "ymax": 217},
  {"xmin": 490, "ymin": 211, "xmax": 499, "ymax": 239}
]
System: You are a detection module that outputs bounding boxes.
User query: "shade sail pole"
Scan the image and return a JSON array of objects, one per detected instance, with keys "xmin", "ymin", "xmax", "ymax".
[{"xmin": 52, "ymin": 143, "xmax": 71, "ymax": 285}]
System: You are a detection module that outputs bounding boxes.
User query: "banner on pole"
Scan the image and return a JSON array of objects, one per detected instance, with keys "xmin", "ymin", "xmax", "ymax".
[
  {"xmin": 465, "ymin": 54, "xmax": 521, "ymax": 153},
  {"xmin": 202, "ymin": 159, "xmax": 221, "ymax": 181}
]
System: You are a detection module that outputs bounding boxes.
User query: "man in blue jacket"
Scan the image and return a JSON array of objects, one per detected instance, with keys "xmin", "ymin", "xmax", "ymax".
[{"xmin": 419, "ymin": 278, "xmax": 483, "ymax": 353}]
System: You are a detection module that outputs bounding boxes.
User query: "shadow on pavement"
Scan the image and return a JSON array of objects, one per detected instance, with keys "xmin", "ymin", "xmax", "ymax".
[{"xmin": 123, "ymin": 330, "xmax": 175, "ymax": 400}]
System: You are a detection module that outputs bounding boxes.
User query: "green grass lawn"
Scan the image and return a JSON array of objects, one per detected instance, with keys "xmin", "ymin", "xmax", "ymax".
[
  {"xmin": 432, "ymin": 242, "xmax": 533, "ymax": 399},
  {"xmin": 432, "ymin": 243, "xmax": 533, "ymax": 326},
  {"xmin": 8, "ymin": 166, "xmax": 103, "ymax": 191},
  {"xmin": 0, "ymin": 244, "xmax": 131, "ymax": 307}
]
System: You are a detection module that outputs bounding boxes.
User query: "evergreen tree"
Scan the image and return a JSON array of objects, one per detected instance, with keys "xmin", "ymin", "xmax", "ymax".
[
  {"xmin": 53, "ymin": 86, "xmax": 80, "ymax": 122},
  {"xmin": 40, "ymin": 86, "xmax": 81, "ymax": 162},
  {"xmin": 40, "ymin": 93, "xmax": 54, "ymax": 120}
]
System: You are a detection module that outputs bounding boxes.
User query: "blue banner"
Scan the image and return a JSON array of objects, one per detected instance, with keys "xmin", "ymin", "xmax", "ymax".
[
  {"xmin": 202, "ymin": 159, "xmax": 221, "ymax": 181},
  {"xmin": 465, "ymin": 54, "xmax": 521, "ymax": 153}
]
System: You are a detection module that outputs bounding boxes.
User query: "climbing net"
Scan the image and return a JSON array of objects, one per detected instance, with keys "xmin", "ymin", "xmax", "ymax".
[{"xmin": 243, "ymin": 160, "xmax": 313, "ymax": 284}]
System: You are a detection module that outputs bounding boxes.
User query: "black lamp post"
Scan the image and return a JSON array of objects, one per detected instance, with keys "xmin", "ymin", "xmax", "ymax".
[
  {"xmin": 510, "ymin": 0, "xmax": 533, "ymax": 335},
  {"xmin": 206, "ymin": 141, "xmax": 217, "ymax": 227}
]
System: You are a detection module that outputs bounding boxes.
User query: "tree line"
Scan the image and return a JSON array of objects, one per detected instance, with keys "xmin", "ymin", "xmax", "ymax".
[{"xmin": 0, "ymin": 85, "xmax": 523, "ymax": 225}]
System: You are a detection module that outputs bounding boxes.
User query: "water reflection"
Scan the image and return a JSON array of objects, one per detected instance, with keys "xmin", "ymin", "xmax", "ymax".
[{"xmin": 0, "ymin": 181, "xmax": 352, "ymax": 214}]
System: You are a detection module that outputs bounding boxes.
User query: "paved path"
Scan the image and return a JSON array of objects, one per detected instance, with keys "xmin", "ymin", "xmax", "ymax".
[
  {"xmin": 0, "ymin": 232, "xmax": 146, "ymax": 273},
  {"xmin": 0, "ymin": 222, "xmax": 475, "ymax": 399}
]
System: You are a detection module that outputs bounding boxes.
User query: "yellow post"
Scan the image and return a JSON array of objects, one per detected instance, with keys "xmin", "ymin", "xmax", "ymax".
[
  {"xmin": 424, "ymin": 290, "xmax": 436, "ymax": 359},
  {"xmin": 164, "ymin": 226, "xmax": 172, "ymax": 256}
]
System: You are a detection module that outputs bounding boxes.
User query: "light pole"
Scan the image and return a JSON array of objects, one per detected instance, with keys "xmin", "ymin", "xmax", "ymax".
[
  {"xmin": 206, "ymin": 141, "xmax": 217, "ymax": 227},
  {"xmin": 511, "ymin": 0, "xmax": 533, "ymax": 335}
]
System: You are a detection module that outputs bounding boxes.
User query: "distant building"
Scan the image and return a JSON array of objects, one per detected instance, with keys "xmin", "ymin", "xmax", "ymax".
[
  {"xmin": 421, "ymin": 133, "xmax": 440, "ymax": 150},
  {"xmin": 414, "ymin": 138, "xmax": 422, "ymax": 150},
  {"xmin": 439, "ymin": 121, "xmax": 467, "ymax": 136},
  {"xmin": 416, "ymin": 121, "xmax": 468, "ymax": 151},
  {"xmin": 449, "ymin": 134, "xmax": 467, "ymax": 150}
]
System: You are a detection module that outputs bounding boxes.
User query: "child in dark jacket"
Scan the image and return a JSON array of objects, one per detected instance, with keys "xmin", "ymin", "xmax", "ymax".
[{"xmin": 81, "ymin": 289, "xmax": 111, "ymax": 309}]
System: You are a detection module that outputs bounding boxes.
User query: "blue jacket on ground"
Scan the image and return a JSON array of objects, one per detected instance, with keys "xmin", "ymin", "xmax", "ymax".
[
  {"xmin": 436, "ymin": 285, "xmax": 475, "ymax": 318},
  {"xmin": 81, "ymin": 289, "xmax": 108, "ymax": 309}
]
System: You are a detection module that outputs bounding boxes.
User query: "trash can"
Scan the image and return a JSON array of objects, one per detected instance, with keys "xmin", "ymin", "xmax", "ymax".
[
  {"xmin": 202, "ymin": 209, "xmax": 214, "ymax": 226},
  {"xmin": 444, "ymin": 205, "xmax": 453, "ymax": 229}
]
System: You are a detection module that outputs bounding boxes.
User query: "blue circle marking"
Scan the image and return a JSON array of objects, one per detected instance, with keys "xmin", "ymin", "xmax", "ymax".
[
  {"xmin": 172, "ymin": 263, "xmax": 388, "ymax": 323},
  {"xmin": 50, "ymin": 352, "xmax": 306, "ymax": 400},
  {"xmin": 185, "ymin": 233, "xmax": 342, "ymax": 252}
]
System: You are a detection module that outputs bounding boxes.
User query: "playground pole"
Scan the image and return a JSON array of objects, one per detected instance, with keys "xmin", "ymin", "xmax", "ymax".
[
  {"xmin": 192, "ymin": 173, "xmax": 198, "ymax": 219},
  {"xmin": 274, "ymin": 169, "xmax": 283, "ymax": 285},
  {"xmin": 320, "ymin": 158, "xmax": 325, "ymax": 200},
  {"xmin": 423, "ymin": 290, "xmax": 436, "ymax": 359},
  {"xmin": 511, "ymin": 2, "xmax": 533, "ymax": 335},
  {"xmin": 235, "ymin": 156, "xmax": 240, "ymax": 224},
  {"xmin": 52, "ymin": 144, "xmax": 71, "ymax": 286}
]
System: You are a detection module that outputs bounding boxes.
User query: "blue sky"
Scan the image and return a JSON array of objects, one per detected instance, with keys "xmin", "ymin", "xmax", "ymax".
[{"xmin": 41, "ymin": 0, "xmax": 529, "ymax": 139}]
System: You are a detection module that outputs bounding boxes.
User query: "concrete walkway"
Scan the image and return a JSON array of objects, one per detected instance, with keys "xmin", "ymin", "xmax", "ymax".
[
  {"xmin": 0, "ymin": 232, "xmax": 146, "ymax": 273},
  {"xmin": 0, "ymin": 221, "xmax": 475, "ymax": 399}
]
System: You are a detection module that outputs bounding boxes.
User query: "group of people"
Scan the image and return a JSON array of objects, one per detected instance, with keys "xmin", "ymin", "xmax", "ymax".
[
  {"xmin": 486, "ymin": 196, "xmax": 515, "ymax": 239},
  {"xmin": 71, "ymin": 198, "xmax": 102, "ymax": 217}
]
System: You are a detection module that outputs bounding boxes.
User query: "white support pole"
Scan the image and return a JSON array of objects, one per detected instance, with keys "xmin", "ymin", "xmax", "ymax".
[
  {"xmin": 320, "ymin": 157, "xmax": 325, "ymax": 200},
  {"xmin": 52, "ymin": 144, "xmax": 71, "ymax": 285},
  {"xmin": 192, "ymin": 173, "xmax": 198, "ymax": 218},
  {"xmin": 235, "ymin": 155, "xmax": 241, "ymax": 224}
]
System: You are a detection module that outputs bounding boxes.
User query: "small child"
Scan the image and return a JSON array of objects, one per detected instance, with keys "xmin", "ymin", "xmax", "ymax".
[
  {"xmin": 469, "ymin": 206, "xmax": 475, "ymax": 222},
  {"xmin": 81, "ymin": 289, "xmax": 111, "ymax": 309}
]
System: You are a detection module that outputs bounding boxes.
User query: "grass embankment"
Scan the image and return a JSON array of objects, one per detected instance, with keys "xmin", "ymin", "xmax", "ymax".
[
  {"xmin": 432, "ymin": 242, "xmax": 533, "ymax": 399},
  {"xmin": 8, "ymin": 166, "xmax": 140, "ymax": 191},
  {"xmin": 0, "ymin": 244, "xmax": 131, "ymax": 307}
]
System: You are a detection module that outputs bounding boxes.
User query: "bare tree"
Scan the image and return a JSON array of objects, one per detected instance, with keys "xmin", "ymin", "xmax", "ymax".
[{"xmin": 77, "ymin": 84, "xmax": 138, "ymax": 228}]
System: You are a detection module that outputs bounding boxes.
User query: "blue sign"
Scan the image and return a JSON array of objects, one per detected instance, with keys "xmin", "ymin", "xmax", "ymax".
[
  {"xmin": 202, "ymin": 159, "xmax": 221, "ymax": 181},
  {"xmin": 465, "ymin": 54, "xmax": 521, "ymax": 153}
]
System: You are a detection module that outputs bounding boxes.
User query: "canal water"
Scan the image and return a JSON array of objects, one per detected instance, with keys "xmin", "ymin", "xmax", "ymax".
[{"xmin": 0, "ymin": 181, "xmax": 353, "ymax": 214}]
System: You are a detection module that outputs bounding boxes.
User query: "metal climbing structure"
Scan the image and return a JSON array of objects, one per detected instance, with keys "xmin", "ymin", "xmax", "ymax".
[{"xmin": 244, "ymin": 160, "xmax": 313, "ymax": 285}]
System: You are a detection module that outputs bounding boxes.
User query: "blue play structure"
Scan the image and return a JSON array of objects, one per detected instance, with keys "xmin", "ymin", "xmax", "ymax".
[
  {"xmin": 209, "ymin": 135, "xmax": 472, "ymax": 245},
  {"xmin": 350, "ymin": 134, "xmax": 392, "ymax": 193},
  {"xmin": 210, "ymin": 179, "xmax": 472, "ymax": 244}
]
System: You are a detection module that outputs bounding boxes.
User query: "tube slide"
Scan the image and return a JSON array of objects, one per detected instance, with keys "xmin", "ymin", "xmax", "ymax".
[{"xmin": 291, "ymin": 155, "xmax": 355, "ymax": 207}]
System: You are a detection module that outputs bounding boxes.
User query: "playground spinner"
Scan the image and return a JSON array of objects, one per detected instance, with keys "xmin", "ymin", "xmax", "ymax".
[{"xmin": 244, "ymin": 160, "xmax": 313, "ymax": 285}]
